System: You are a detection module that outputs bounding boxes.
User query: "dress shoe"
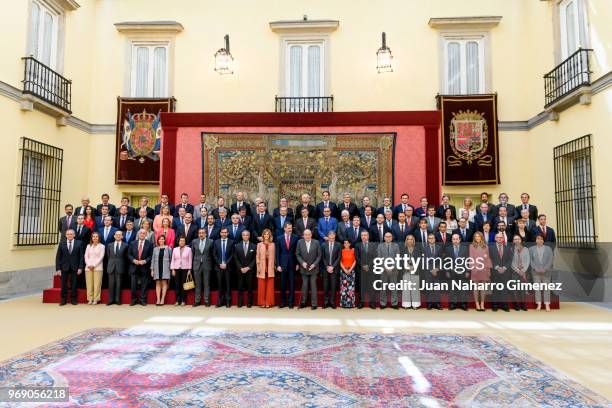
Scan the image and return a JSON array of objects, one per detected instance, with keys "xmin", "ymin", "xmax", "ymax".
[
  {"xmin": 322, "ymin": 304, "xmax": 328, "ymax": 309},
  {"xmin": 226, "ymin": 302, "xmax": 231, "ymax": 308},
  {"xmin": 331, "ymin": 304, "xmax": 337, "ymax": 309},
  {"xmin": 380, "ymin": 305, "xmax": 386, "ymax": 310},
  {"xmin": 215, "ymin": 303, "xmax": 222, "ymax": 308},
  {"xmin": 59, "ymin": 301, "xmax": 66, "ymax": 306},
  {"xmin": 502, "ymin": 306, "xmax": 510, "ymax": 312},
  {"xmin": 521, "ymin": 305, "xmax": 528, "ymax": 311},
  {"xmin": 205, "ymin": 302, "xmax": 210, "ymax": 307},
  {"xmin": 237, "ymin": 303, "xmax": 243, "ymax": 308},
  {"xmin": 116, "ymin": 303, "xmax": 122, "ymax": 306},
  {"xmin": 492, "ymin": 307, "xmax": 498, "ymax": 312},
  {"xmin": 140, "ymin": 301, "xmax": 147, "ymax": 306},
  {"xmin": 434, "ymin": 304, "xmax": 442, "ymax": 310},
  {"xmin": 247, "ymin": 304, "xmax": 252, "ymax": 308},
  {"xmin": 299, "ymin": 304, "xmax": 307, "ymax": 309},
  {"xmin": 357, "ymin": 303, "xmax": 364, "ymax": 309},
  {"xmin": 369, "ymin": 304, "xmax": 376, "ymax": 309},
  {"xmin": 449, "ymin": 303, "xmax": 457, "ymax": 310},
  {"xmin": 461, "ymin": 303, "xmax": 468, "ymax": 311},
  {"xmin": 193, "ymin": 302, "xmax": 201, "ymax": 307},
  {"xmin": 426, "ymin": 304, "xmax": 433, "ymax": 310},
  {"xmin": 279, "ymin": 303, "xmax": 286, "ymax": 309},
  {"xmin": 513, "ymin": 305, "xmax": 520, "ymax": 311},
  {"xmin": 71, "ymin": 300, "xmax": 77, "ymax": 305},
  {"xmin": 392, "ymin": 305, "xmax": 399, "ymax": 310},
  {"xmin": 106, "ymin": 302, "xmax": 115, "ymax": 306},
  {"xmin": 311, "ymin": 306, "xmax": 317, "ymax": 310},
  {"xmin": 130, "ymin": 301, "xmax": 137, "ymax": 306},
  {"xmin": 288, "ymin": 305, "xmax": 294, "ymax": 309}
]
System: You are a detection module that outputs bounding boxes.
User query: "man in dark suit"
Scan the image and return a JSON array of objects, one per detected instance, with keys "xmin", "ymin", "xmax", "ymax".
[
  {"xmin": 393, "ymin": 193, "xmax": 413, "ymax": 219},
  {"xmin": 532, "ymin": 214, "xmax": 556, "ymax": 250},
  {"xmin": 96, "ymin": 193, "xmax": 117, "ymax": 217},
  {"xmin": 55, "ymin": 229, "xmax": 84, "ymax": 305},
  {"xmin": 492, "ymin": 193, "xmax": 515, "ymax": 218},
  {"xmin": 211, "ymin": 196, "xmax": 228, "ymax": 219},
  {"xmin": 252, "ymin": 203, "xmax": 274, "ymax": 241},
  {"xmin": 230, "ymin": 191, "xmax": 252, "ymax": 216},
  {"xmin": 476, "ymin": 192, "xmax": 495, "ymax": 216},
  {"xmin": 435, "ymin": 221, "xmax": 452, "ymax": 247},
  {"xmin": 317, "ymin": 207, "xmax": 338, "ymax": 244},
  {"xmin": 355, "ymin": 230, "xmax": 378, "ymax": 308},
  {"xmin": 413, "ymin": 218, "xmax": 430, "ymax": 249},
  {"xmin": 136, "ymin": 196, "xmax": 155, "ymax": 220},
  {"xmin": 234, "ymin": 230, "xmax": 256, "ymax": 307},
  {"xmin": 378, "ymin": 197, "xmax": 393, "ymax": 219},
  {"xmin": 294, "ymin": 207, "xmax": 317, "ymax": 239},
  {"xmin": 358, "ymin": 196, "xmax": 376, "ymax": 218},
  {"xmin": 74, "ymin": 197, "xmax": 91, "ymax": 217},
  {"xmin": 174, "ymin": 193, "xmax": 194, "ymax": 217},
  {"xmin": 493, "ymin": 206, "xmax": 515, "ymax": 234},
  {"xmin": 295, "ymin": 193, "xmax": 316, "ymax": 219},
  {"xmin": 516, "ymin": 192, "xmax": 538, "ymax": 220},
  {"xmin": 423, "ymin": 233, "xmax": 443, "ymax": 310},
  {"xmin": 134, "ymin": 208, "xmax": 152, "ymax": 230},
  {"xmin": 369, "ymin": 214, "xmax": 391, "ymax": 243},
  {"xmin": 95, "ymin": 205, "xmax": 111, "ymax": 230},
  {"xmin": 453, "ymin": 217, "xmax": 474, "ymax": 243},
  {"xmin": 154, "ymin": 194, "xmax": 174, "ymax": 216},
  {"xmin": 360, "ymin": 206, "xmax": 376, "ymax": 231},
  {"xmin": 276, "ymin": 222, "xmax": 299, "ymax": 308},
  {"xmin": 273, "ymin": 197, "xmax": 295, "ymax": 219},
  {"xmin": 120, "ymin": 197, "xmax": 136, "ymax": 218},
  {"xmin": 106, "ymin": 230, "xmax": 127, "ymax": 305},
  {"xmin": 392, "ymin": 212, "xmax": 412, "ymax": 243},
  {"xmin": 473, "ymin": 203, "xmax": 493, "ymax": 232},
  {"xmin": 238, "ymin": 207, "xmax": 253, "ymax": 231},
  {"xmin": 489, "ymin": 232, "xmax": 513, "ymax": 312},
  {"xmin": 346, "ymin": 216, "xmax": 366, "ymax": 245},
  {"xmin": 191, "ymin": 228, "xmax": 214, "ymax": 306},
  {"xmin": 98, "ymin": 216, "xmax": 118, "ymax": 246},
  {"xmin": 123, "ymin": 220, "xmax": 137, "ymax": 244},
  {"xmin": 195, "ymin": 207, "xmax": 209, "ymax": 229},
  {"xmin": 194, "ymin": 194, "xmax": 212, "ymax": 216},
  {"xmin": 127, "ymin": 229, "xmax": 153, "ymax": 306},
  {"xmin": 321, "ymin": 231, "xmax": 342, "ymax": 308},
  {"xmin": 296, "ymin": 229, "xmax": 322, "ymax": 309},
  {"xmin": 213, "ymin": 227, "xmax": 235, "ymax": 307},
  {"xmin": 436, "ymin": 194, "xmax": 457, "ymax": 219},
  {"xmin": 177, "ymin": 213, "xmax": 198, "ymax": 244},
  {"xmin": 73, "ymin": 215, "xmax": 92, "ymax": 244},
  {"xmin": 205, "ymin": 215, "xmax": 220, "ymax": 240},
  {"xmin": 58, "ymin": 204, "xmax": 75, "ymax": 240},
  {"xmin": 113, "ymin": 205, "xmax": 133, "ymax": 231},
  {"xmin": 273, "ymin": 206, "xmax": 293, "ymax": 237},
  {"xmin": 337, "ymin": 192, "xmax": 358, "ymax": 220},
  {"xmin": 214, "ymin": 208, "xmax": 231, "ymax": 230},
  {"xmin": 516, "ymin": 208, "xmax": 537, "ymax": 232},
  {"xmin": 227, "ymin": 214, "xmax": 246, "ymax": 242},
  {"xmin": 383, "ymin": 209, "xmax": 397, "ymax": 231},
  {"xmin": 446, "ymin": 234, "xmax": 469, "ymax": 310},
  {"xmin": 415, "ymin": 196, "xmax": 429, "ymax": 218},
  {"xmin": 315, "ymin": 191, "xmax": 337, "ymax": 219},
  {"xmin": 336, "ymin": 211, "xmax": 353, "ymax": 243},
  {"xmin": 404, "ymin": 207, "xmax": 420, "ymax": 234}
]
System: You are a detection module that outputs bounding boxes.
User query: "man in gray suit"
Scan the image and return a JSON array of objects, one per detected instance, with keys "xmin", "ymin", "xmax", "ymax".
[
  {"xmin": 321, "ymin": 231, "xmax": 342, "ymax": 309},
  {"xmin": 106, "ymin": 230, "xmax": 127, "ymax": 305},
  {"xmin": 425, "ymin": 205, "xmax": 441, "ymax": 233},
  {"xmin": 355, "ymin": 230, "xmax": 378, "ymax": 309},
  {"xmin": 191, "ymin": 228, "xmax": 214, "ymax": 307},
  {"xmin": 376, "ymin": 232, "xmax": 400, "ymax": 309},
  {"xmin": 134, "ymin": 207, "xmax": 152, "ymax": 230},
  {"xmin": 58, "ymin": 204, "xmax": 75, "ymax": 240},
  {"xmin": 296, "ymin": 229, "xmax": 321, "ymax": 309}
]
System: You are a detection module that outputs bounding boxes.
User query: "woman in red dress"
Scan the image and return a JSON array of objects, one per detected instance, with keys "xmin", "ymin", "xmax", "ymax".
[
  {"xmin": 256, "ymin": 229, "xmax": 275, "ymax": 307},
  {"xmin": 83, "ymin": 206, "xmax": 95, "ymax": 231}
]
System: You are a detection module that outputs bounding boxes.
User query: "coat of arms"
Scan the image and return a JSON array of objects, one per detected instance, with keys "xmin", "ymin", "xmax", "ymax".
[
  {"xmin": 447, "ymin": 110, "xmax": 492, "ymax": 166},
  {"xmin": 119, "ymin": 109, "xmax": 162, "ymax": 163}
]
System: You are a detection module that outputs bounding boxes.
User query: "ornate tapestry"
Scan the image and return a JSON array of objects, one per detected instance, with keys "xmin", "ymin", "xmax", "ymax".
[
  {"xmin": 115, "ymin": 97, "xmax": 176, "ymax": 184},
  {"xmin": 201, "ymin": 133, "xmax": 395, "ymax": 208},
  {"xmin": 437, "ymin": 94, "xmax": 500, "ymax": 185}
]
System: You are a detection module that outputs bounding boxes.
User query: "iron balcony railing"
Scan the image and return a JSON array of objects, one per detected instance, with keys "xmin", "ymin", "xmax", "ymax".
[
  {"xmin": 22, "ymin": 56, "xmax": 72, "ymax": 113},
  {"xmin": 543, "ymin": 48, "xmax": 592, "ymax": 108},
  {"xmin": 275, "ymin": 96, "xmax": 334, "ymax": 112}
]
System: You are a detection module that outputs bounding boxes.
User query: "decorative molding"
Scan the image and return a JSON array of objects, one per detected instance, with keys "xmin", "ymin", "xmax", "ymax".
[
  {"xmin": 428, "ymin": 16, "xmax": 502, "ymax": 30},
  {"xmin": 269, "ymin": 19, "xmax": 339, "ymax": 33},
  {"xmin": 54, "ymin": 0, "xmax": 80, "ymax": 11},
  {"xmin": 114, "ymin": 21, "xmax": 184, "ymax": 34}
]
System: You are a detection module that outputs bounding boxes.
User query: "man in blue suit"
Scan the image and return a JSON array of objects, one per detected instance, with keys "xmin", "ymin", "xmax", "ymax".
[
  {"xmin": 273, "ymin": 206, "xmax": 293, "ymax": 237},
  {"xmin": 227, "ymin": 214, "xmax": 245, "ymax": 241},
  {"xmin": 98, "ymin": 216, "xmax": 118, "ymax": 246},
  {"xmin": 173, "ymin": 192, "xmax": 194, "ymax": 217},
  {"xmin": 95, "ymin": 205, "xmax": 111, "ymax": 229},
  {"xmin": 317, "ymin": 207, "xmax": 338, "ymax": 243},
  {"xmin": 276, "ymin": 222, "xmax": 299, "ymax": 308},
  {"xmin": 473, "ymin": 203, "xmax": 492, "ymax": 231},
  {"xmin": 532, "ymin": 214, "xmax": 556, "ymax": 250},
  {"xmin": 123, "ymin": 220, "xmax": 137, "ymax": 244},
  {"xmin": 393, "ymin": 193, "xmax": 414, "ymax": 219}
]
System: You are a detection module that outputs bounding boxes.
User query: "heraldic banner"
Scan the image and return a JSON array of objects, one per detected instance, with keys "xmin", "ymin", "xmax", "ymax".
[
  {"xmin": 437, "ymin": 94, "xmax": 500, "ymax": 185},
  {"xmin": 115, "ymin": 97, "xmax": 176, "ymax": 184}
]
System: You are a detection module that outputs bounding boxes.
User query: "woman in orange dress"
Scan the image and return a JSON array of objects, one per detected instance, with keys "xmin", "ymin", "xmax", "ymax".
[
  {"xmin": 340, "ymin": 240, "xmax": 356, "ymax": 308},
  {"xmin": 256, "ymin": 228, "xmax": 275, "ymax": 307}
]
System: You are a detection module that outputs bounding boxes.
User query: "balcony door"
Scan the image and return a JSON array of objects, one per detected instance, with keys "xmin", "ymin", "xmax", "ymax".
[
  {"xmin": 27, "ymin": 0, "xmax": 59, "ymax": 69},
  {"xmin": 559, "ymin": 0, "xmax": 588, "ymax": 60},
  {"xmin": 284, "ymin": 41, "xmax": 324, "ymax": 111}
]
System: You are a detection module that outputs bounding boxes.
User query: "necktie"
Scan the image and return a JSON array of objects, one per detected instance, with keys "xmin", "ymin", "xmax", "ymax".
[
  {"xmin": 115, "ymin": 242, "xmax": 119, "ymax": 254},
  {"xmin": 68, "ymin": 241, "xmax": 73, "ymax": 253},
  {"xmin": 281, "ymin": 216, "xmax": 285, "ymax": 226},
  {"xmin": 524, "ymin": 204, "xmax": 527, "ymax": 210},
  {"xmin": 379, "ymin": 226, "xmax": 383, "ymax": 240},
  {"xmin": 199, "ymin": 240, "xmax": 205, "ymax": 252},
  {"xmin": 442, "ymin": 234, "xmax": 446, "ymax": 243},
  {"xmin": 285, "ymin": 235, "xmax": 290, "ymax": 250},
  {"xmin": 185, "ymin": 225, "xmax": 189, "ymax": 236},
  {"xmin": 104, "ymin": 227, "xmax": 109, "ymax": 241},
  {"xmin": 221, "ymin": 240, "xmax": 226, "ymax": 262},
  {"xmin": 325, "ymin": 217, "xmax": 329, "ymax": 225},
  {"xmin": 67, "ymin": 216, "xmax": 72, "ymax": 226},
  {"xmin": 541, "ymin": 226, "xmax": 546, "ymax": 236},
  {"xmin": 454, "ymin": 247, "xmax": 459, "ymax": 257},
  {"xmin": 138, "ymin": 241, "xmax": 143, "ymax": 259},
  {"xmin": 498, "ymin": 245, "xmax": 503, "ymax": 258},
  {"xmin": 208, "ymin": 226, "xmax": 212, "ymax": 236},
  {"xmin": 244, "ymin": 242, "xmax": 248, "ymax": 255},
  {"xmin": 77, "ymin": 225, "xmax": 82, "ymax": 235},
  {"xmin": 260, "ymin": 214, "xmax": 263, "ymax": 222},
  {"xmin": 422, "ymin": 231, "xmax": 426, "ymax": 246},
  {"xmin": 233, "ymin": 226, "xmax": 237, "ymax": 236},
  {"xmin": 126, "ymin": 231, "xmax": 131, "ymax": 241},
  {"xmin": 354, "ymin": 227, "xmax": 358, "ymax": 238},
  {"xmin": 461, "ymin": 229, "xmax": 465, "ymax": 239},
  {"xmin": 403, "ymin": 204, "xmax": 406, "ymax": 212},
  {"xmin": 329, "ymin": 243, "xmax": 333, "ymax": 263},
  {"xmin": 121, "ymin": 215, "xmax": 125, "ymax": 227},
  {"xmin": 400, "ymin": 224, "xmax": 404, "ymax": 233}
]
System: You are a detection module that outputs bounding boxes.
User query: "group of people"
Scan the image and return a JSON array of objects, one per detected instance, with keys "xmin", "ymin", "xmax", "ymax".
[{"xmin": 56, "ymin": 190, "xmax": 556, "ymax": 311}]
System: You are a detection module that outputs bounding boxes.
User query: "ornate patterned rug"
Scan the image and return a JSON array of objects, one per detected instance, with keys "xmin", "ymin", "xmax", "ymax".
[
  {"xmin": 201, "ymin": 132, "xmax": 395, "ymax": 208},
  {"xmin": 0, "ymin": 329, "xmax": 607, "ymax": 407}
]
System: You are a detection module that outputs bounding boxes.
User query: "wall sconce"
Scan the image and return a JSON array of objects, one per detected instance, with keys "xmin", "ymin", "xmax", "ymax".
[
  {"xmin": 376, "ymin": 32, "xmax": 393, "ymax": 73},
  {"xmin": 214, "ymin": 34, "xmax": 234, "ymax": 74}
]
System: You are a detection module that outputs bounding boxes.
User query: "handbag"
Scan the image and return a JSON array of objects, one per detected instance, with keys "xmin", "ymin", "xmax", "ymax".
[{"xmin": 183, "ymin": 272, "xmax": 195, "ymax": 291}]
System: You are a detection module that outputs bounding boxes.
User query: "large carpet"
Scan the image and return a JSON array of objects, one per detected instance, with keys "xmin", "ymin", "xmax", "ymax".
[{"xmin": 0, "ymin": 329, "xmax": 607, "ymax": 407}]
